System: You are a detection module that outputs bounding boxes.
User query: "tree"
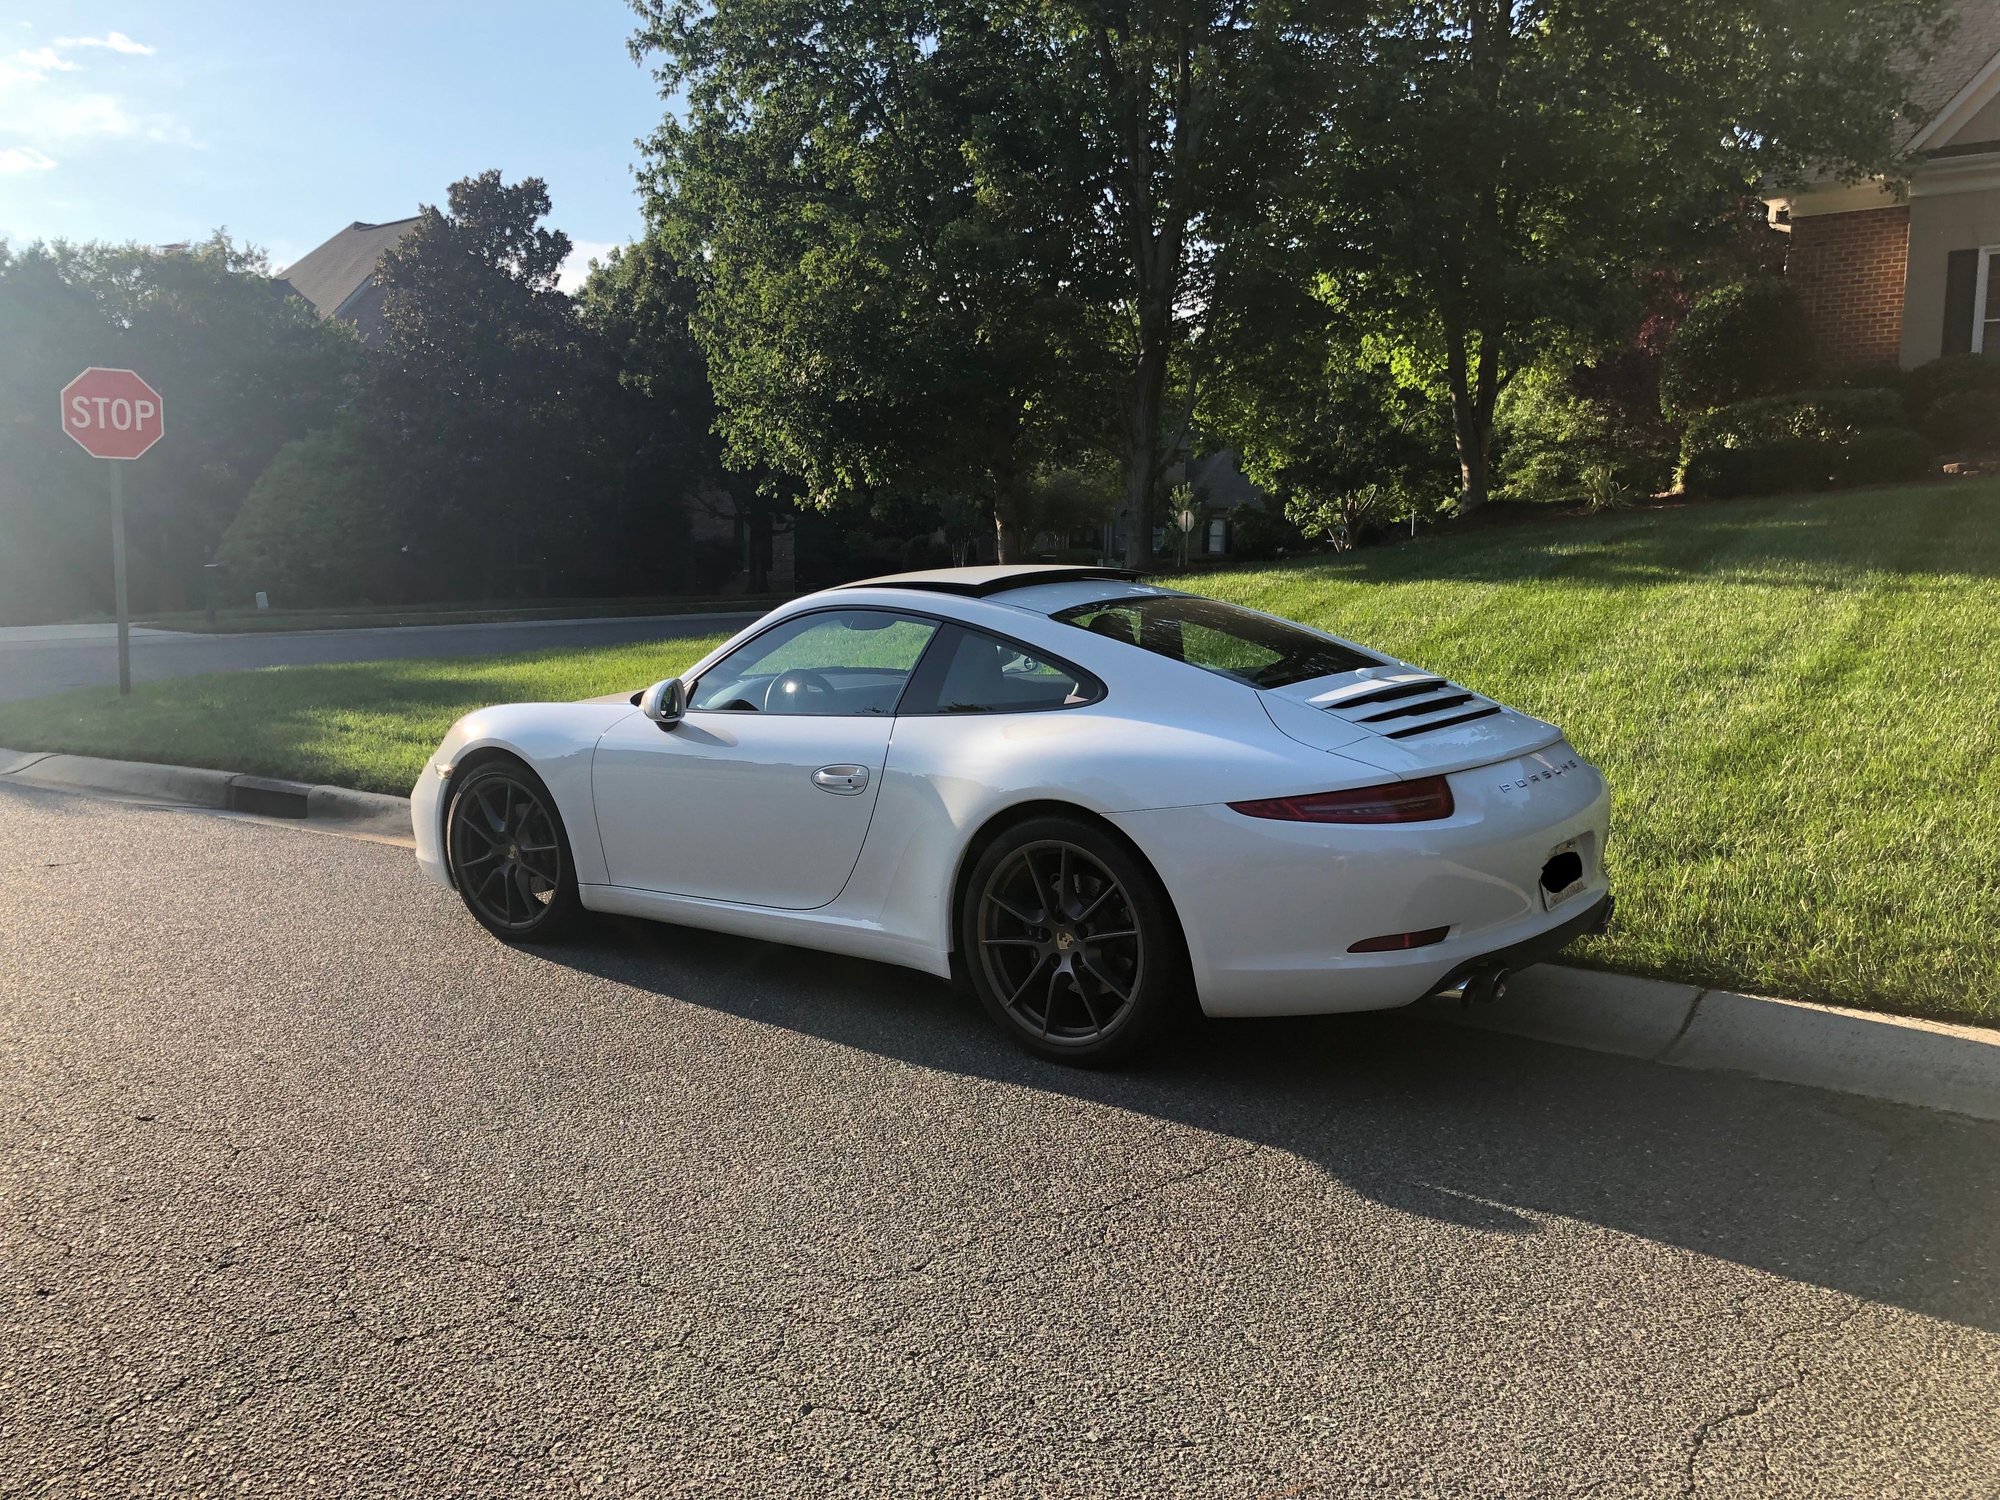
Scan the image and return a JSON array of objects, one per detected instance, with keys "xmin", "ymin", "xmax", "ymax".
[
  {"xmin": 1308, "ymin": 0, "xmax": 1950, "ymax": 512},
  {"xmin": 0, "ymin": 233, "xmax": 357, "ymax": 622},
  {"xmin": 363, "ymin": 171, "xmax": 599, "ymax": 596},
  {"xmin": 631, "ymin": 0, "xmax": 1122, "ymax": 563},
  {"xmin": 1032, "ymin": 0, "xmax": 1345, "ymax": 568},
  {"xmin": 574, "ymin": 239, "xmax": 725, "ymax": 590},
  {"xmin": 629, "ymin": 0, "xmax": 1342, "ymax": 567}
]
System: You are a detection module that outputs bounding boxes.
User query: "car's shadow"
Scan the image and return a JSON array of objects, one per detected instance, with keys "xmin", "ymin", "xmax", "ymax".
[{"xmin": 547, "ymin": 914, "xmax": 2000, "ymax": 1336}]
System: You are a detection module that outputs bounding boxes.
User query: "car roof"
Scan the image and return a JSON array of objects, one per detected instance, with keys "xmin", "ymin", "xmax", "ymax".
[{"xmin": 829, "ymin": 564, "xmax": 1140, "ymax": 598}]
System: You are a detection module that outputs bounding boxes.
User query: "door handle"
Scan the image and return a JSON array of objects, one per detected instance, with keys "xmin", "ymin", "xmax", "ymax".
[{"xmin": 812, "ymin": 764, "xmax": 869, "ymax": 795}]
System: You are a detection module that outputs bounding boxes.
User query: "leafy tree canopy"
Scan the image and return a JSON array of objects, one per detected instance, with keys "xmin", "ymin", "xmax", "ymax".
[
  {"xmin": 1298, "ymin": 0, "xmax": 1950, "ymax": 512},
  {"xmin": 0, "ymin": 233, "xmax": 356, "ymax": 622}
]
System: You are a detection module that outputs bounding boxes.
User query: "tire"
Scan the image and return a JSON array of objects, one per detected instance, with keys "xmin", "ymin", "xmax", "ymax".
[
  {"xmin": 958, "ymin": 815, "xmax": 1190, "ymax": 1065},
  {"xmin": 444, "ymin": 759, "xmax": 583, "ymax": 944}
]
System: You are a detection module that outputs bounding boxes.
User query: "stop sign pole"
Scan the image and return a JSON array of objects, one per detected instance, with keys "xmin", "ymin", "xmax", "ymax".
[{"xmin": 60, "ymin": 368, "xmax": 166, "ymax": 695}]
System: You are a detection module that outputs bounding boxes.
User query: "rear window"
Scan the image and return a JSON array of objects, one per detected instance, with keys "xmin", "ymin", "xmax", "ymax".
[{"xmin": 1053, "ymin": 595, "xmax": 1380, "ymax": 689}]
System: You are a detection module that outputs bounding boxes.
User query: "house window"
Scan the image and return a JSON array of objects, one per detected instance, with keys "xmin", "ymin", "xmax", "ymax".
[
  {"xmin": 1206, "ymin": 516, "xmax": 1228, "ymax": 554},
  {"xmin": 1974, "ymin": 247, "xmax": 2000, "ymax": 354}
]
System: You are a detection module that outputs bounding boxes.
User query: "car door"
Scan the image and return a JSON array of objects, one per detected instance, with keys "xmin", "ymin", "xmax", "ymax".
[{"xmin": 591, "ymin": 608, "xmax": 940, "ymax": 908}]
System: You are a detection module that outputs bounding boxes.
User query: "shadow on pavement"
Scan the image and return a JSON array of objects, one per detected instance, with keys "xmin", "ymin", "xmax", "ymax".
[{"xmin": 550, "ymin": 914, "xmax": 2000, "ymax": 1336}]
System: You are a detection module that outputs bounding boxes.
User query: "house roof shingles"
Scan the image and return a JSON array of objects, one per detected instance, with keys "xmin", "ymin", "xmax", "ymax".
[
  {"xmin": 1905, "ymin": 0, "xmax": 2000, "ymax": 144},
  {"xmin": 274, "ymin": 217, "xmax": 420, "ymax": 320}
]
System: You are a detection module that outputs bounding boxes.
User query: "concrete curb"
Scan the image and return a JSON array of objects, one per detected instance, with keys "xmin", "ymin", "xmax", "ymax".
[
  {"xmin": 4, "ymin": 746, "xmax": 1996, "ymax": 1121},
  {"xmin": 1423, "ymin": 966, "xmax": 2000, "ymax": 1123},
  {"xmin": 0, "ymin": 747, "xmax": 412, "ymax": 840}
]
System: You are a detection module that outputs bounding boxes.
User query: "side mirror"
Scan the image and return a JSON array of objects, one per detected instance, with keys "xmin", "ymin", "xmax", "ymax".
[{"xmin": 640, "ymin": 676, "xmax": 687, "ymax": 730}]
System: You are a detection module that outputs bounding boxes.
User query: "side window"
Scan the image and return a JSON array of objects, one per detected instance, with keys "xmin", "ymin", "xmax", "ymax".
[
  {"xmin": 688, "ymin": 609, "xmax": 937, "ymax": 716},
  {"xmin": 901, "ymin": 626, "xmax": 1103, "ymax": 715}
]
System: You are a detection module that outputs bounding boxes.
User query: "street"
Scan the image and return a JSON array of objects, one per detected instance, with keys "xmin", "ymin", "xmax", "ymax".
[
  {"xmin": 0, "ymin": 613, "xmax": 760, "ymax": 704},
  {"xmin": 3, "ymin": 785, "xmax": 1997, "ymax": 1497}
]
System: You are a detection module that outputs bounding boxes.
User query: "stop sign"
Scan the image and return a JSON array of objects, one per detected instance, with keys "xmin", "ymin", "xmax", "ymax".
[{"xmin": 60, "ymin": 367, "xmax": 165, "ymax": 460}]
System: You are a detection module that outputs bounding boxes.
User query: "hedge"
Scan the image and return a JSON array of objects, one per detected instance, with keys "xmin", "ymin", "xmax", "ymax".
[
  {"xmin": 1678, "ymin": 389, "xmax": 1930, "ymax": 499},
  {"xmin": 1680, "ymin": 388, "xmax": 1907, "ymax": 462}
]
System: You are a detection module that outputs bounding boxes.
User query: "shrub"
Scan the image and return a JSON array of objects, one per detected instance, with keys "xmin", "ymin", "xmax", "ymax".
[
  {"xmin": 1658, "ymin": 278, "xmax": 1816, "ymax": 423},
  {"xmin": 1830, "ymin": 362, "xmax": 1908, "ymax": 397},
  {"xmin": 684, "ymin": 535, "xmax": 743, "ymax": 593},
  {"xmin": 1224, "ymin": 503, "xmax": 1303, "ymax": 561},
  {"xmin": 1284, "ymin": 483, "xmax": 1402, "ymax": 550},
  {"xmin": 1921, "ymin": 389, "xmax": 2000, "ymax": 450},
  {"xmin": 898, "ymin": 533, "xmax": 952, "ymax": 571},
  {"xmin": 1901, "ymin": 354, "xmax": 2000, "ymax": 449},
  {"xmin": 1834, "ymin": 427, "xmax": 1933, "ymax": 487},
  {"xmin": 1681, "ymin": 438, "xmax": 1835, "ymax": 500},
  {"xmin": 219, "ymin": 424, "xmax": 414, "ymax": 607},
  {"xmin": 1494, "ymin": 364, "xmax": 1674, "ymax": 502},
  {"xmin": 1680, "ymin": 388, "xmax": 1905, "ymax": 465}
]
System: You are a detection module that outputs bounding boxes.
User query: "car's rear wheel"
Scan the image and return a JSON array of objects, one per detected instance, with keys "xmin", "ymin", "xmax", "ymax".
[
  {"xmin": 445, "ymin": 760, "xmax": 582, "ymax": 943},
  {"xmin": 960, "ymin": 816, "xmax": 1188, "ymax": 1065}
]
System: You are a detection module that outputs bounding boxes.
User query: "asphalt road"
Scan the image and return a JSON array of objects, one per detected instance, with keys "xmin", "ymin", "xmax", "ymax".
[
  {"xmin": 0, "ymin": 613, "xmax": 761, "ymax": 704},
  {"xmin": 4, "ymin": 787, "xmax": 1997, "ymax": 1497}
]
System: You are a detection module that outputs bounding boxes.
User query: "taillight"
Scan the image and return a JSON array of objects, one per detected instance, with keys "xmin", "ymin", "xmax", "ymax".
[{"xmin": 1228, "ymin": 775, "xmax": 1454, "ymax": 824}]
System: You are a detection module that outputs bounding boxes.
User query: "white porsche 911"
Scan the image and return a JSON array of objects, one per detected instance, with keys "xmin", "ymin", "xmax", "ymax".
[{"xmin": 413, "ymin": 565, "xmax": 1611, "ymax": 1063}]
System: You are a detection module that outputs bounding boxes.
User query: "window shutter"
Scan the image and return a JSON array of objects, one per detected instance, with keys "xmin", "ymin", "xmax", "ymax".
[{"xmin": 1942, "ymin": 249, "xmax": 1979, "ymax": 356}]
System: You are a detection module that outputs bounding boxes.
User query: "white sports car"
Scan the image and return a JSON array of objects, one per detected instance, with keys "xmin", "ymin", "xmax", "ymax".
[{"xmin": 413, "ymin": 565, "xmax": 1612, "ymax": 1062}]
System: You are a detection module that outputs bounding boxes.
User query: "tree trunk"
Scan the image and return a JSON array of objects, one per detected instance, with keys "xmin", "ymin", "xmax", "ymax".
[
  {"xmin": 1121, "ymin": 314, "xmax": 1172, "ymax": 571},
  {"xmin": 745, "ymin": 504, "xmax": 771, "ymax": 593},
  {"xmin": 992, "ymin": 506, "xmax": 1020, "ymax": 564},
  {"xmin": 1444, "ymin": 324, "xmax": 1502, "ymax": 514}
]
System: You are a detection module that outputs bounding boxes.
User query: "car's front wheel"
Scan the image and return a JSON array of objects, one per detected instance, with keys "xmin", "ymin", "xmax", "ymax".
[
  {"xmin": 960, "ymin": 816, "xmax": 1189, "ymax": 1065},
  {"xmin": 445, "ymin": 759, "xmax": 582, "ymax": 943}
]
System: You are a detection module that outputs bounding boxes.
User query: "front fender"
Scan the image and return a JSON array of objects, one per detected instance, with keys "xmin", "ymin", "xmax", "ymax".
[{"xmin": 423, "ymin": 702, "xmax": 637, "ymax": 887}]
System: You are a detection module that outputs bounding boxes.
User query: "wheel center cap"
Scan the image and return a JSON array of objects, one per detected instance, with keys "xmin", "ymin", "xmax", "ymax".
[
  {"xmin": 1054, "ymin": 929, "xmax": 1075, "ymax": 952},
  {"xmin": 506, "ymin": 844, "xmax": 519, "ymax": 861}
]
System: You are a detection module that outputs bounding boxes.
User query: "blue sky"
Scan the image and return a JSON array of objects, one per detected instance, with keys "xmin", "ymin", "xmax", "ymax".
[{"xmin": 0, "ymin": 2, "xmax": 667, "ymax": 289}]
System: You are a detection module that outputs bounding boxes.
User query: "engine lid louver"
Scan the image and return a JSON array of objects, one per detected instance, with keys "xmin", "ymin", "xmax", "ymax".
[{"xmin": 1310, "ymin": 672, "xmax": 1504, "ymax": 740}]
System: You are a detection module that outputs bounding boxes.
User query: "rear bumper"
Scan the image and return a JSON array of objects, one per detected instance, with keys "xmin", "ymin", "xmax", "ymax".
[{"xmin": 1425, "ymin": 893, "xmax": 1614, "ymax": 1001}]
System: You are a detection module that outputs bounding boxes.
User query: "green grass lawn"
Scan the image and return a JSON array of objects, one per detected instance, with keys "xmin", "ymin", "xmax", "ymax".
[{"xmin": 4, "ymin": 479, "xmax": 1997, "ymax": 1023}]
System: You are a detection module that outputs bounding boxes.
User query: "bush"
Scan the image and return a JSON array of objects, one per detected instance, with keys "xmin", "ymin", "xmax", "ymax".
[
  {"xmin": 1495, "ymin": 364, "xmax": 1674, "ymax": 502},
  {"xmin": 1223, "ymin": 503, "xmax": 1303, "ymax": 561},
  {"xmin": 684, "ymin": 535, "xmax": 742, "ymax": 593},
  {"xmin": 1901, "ymin": 354, "xmax": 2000, "ymax": 449},
  {"xmin": 1834, "ymin": 427, "xmax": 1933, "ymax": 487},
  {"xmin": 1284, "ymin": 484, "xmax": 1402, "ymax": 550},
  {"xmin": 1681, "ymin": 388, "xmax": 1905, "ymax": 463},
  {"xmin": 1658, "ymin": 278, "xmax": 1816, "ymax": 423},
  {"xmin": 1829, "ymin": 362, "xmax": 1908, "ymax": 397},
  {"xmin": 219, "ymin": 424, "xmax": 414, "ymax": 607},
  {"xmin": 1677, "ymin": 389, "xmax": 1933, "ymax": 497},
  {"xmin": 1681, "ymin": 438, "xmax": 1835, "ymax": 500},
  {"xmin": 1921, "ymin": 389, "xmax": 2000, "ymax": 450},
  {"xmin": 898, "ymin": 533, "xmax": 952, "ymax": 571}
]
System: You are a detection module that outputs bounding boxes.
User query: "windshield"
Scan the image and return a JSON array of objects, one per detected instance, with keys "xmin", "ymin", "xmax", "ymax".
[{"xmin": 1052, "ymin": 595, "xmax": 1381, "ymax": 689}]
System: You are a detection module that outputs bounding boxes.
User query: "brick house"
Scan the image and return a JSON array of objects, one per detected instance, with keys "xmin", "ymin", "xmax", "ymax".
[{"xmin": 1764, "ymin": 1, "xmax": 2000, "ymax": 366}]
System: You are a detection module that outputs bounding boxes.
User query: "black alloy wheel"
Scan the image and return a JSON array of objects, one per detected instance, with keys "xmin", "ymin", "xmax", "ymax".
[
  {"xmin": 963, "ymin": 817, "xmax": 1187, "ymax": 1064},
  {"xmin": 446, "ymin": 762, "xmax": 580, "ymax": 941}
]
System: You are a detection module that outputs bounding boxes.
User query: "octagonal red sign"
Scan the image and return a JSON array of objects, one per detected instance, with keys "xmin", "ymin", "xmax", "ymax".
[{"xmin": 60, "ymin": 367, "xmax": 165, "ymax": 460}]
